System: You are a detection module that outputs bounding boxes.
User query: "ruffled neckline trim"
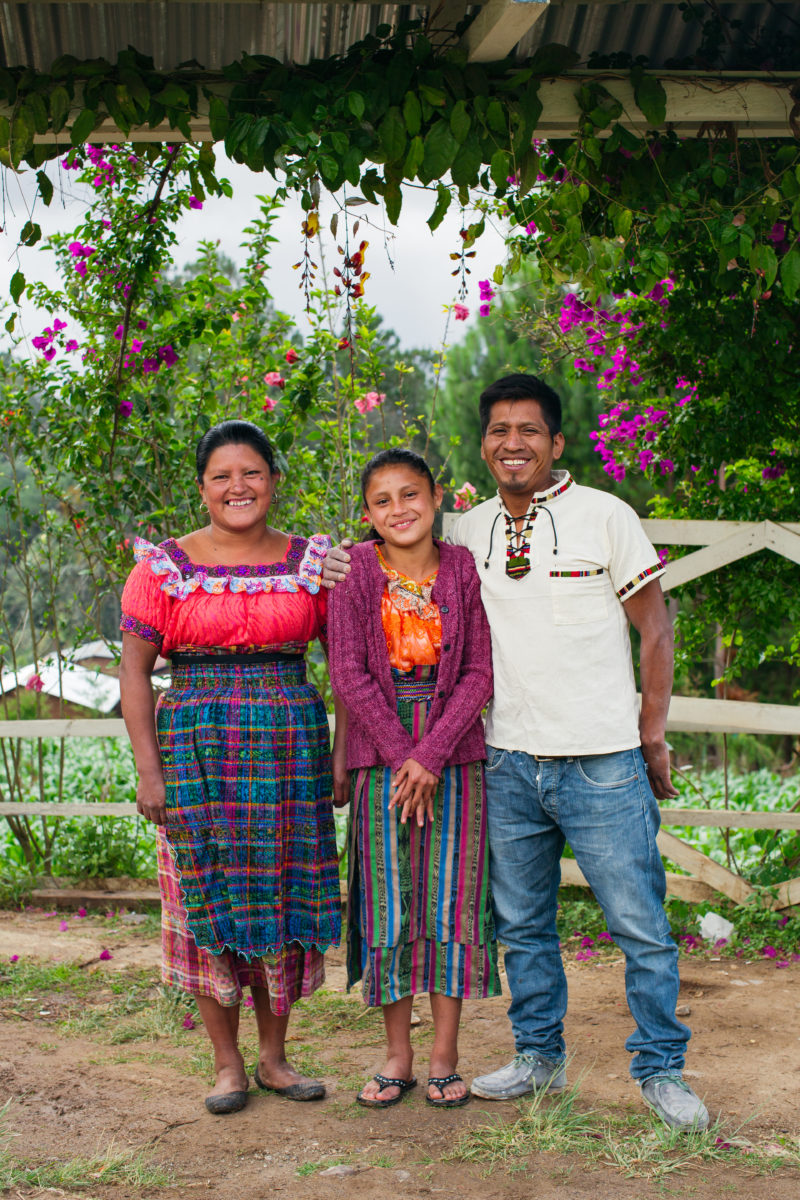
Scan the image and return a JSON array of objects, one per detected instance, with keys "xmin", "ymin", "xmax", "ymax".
[{"xmin": 133, "ymin": 534, "xmax": 330, "ymax": 600}]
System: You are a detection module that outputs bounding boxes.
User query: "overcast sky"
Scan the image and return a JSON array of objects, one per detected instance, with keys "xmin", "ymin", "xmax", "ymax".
[{"xmin": 1, "ymin": 152, "xmax": 508, "ymax": 355}]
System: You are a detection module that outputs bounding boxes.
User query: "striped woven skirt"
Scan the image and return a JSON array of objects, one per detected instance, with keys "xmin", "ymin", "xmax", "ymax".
[
  {"xmin": 346, "ymin": 665, "xmax": 500, "ymax": 1006},
  {"xmin": 156, "ymin": 656, "xmax": 340, "ymax": 979}
]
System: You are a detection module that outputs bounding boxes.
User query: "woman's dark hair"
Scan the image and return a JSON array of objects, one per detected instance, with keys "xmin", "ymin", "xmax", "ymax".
[
  {"xmin": 360, "ymin": 448, "xmax": 436, "ymax": 504},
  {"xmin": 479, "ymin": 373, "xmax": 562, "ymax": 438},
  {"xmin": 195, "ymin": 420, "xmax": 277, "ymax": 481}
]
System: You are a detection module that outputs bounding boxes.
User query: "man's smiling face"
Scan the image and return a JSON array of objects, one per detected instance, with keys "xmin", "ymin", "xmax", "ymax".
[{"xmin": 480, "ymin": 398, "xmax": 565, "ymax": 503}]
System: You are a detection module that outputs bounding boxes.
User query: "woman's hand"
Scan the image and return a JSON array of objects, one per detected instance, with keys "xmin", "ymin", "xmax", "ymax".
[
  {"xmin": 389, "ymin": 758, "xmax": 439, "ymax": 826},
  {"xmin": 136, "ymin": 771, "xmax": 167, "ymax": 826},
  {"xmin": 332, "ymin": 740, "xmax": 350, "ymax": 808},
  {"xmin": 321, "ymin": 539, "xmax": 354, "ymax": 589}
]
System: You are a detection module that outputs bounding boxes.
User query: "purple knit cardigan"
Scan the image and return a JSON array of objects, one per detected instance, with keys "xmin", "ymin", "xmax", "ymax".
[{"xmin": 328, "ymin": 539, "xmax": 492, "ymax": 777}]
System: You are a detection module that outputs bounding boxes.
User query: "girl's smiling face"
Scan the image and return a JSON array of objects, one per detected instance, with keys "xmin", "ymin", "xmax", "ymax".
[{"xmin": 363, "ymin": 464, "xmax": 443, "ymax": 550}]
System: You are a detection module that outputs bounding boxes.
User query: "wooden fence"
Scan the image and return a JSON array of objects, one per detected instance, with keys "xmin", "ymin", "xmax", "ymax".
[{"xmin": 1, "ymin": 519, "xmax": 799, "ymax": 909}]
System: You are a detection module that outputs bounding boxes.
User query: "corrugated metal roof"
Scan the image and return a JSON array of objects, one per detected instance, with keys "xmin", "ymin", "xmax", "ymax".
[{"xmin": 0, "ymin": 2, "xmax": 793, "ymax": 72}]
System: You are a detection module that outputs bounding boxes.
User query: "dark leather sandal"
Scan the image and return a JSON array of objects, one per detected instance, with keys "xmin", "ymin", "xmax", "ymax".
[
  {"xmin": 426, "ymin": 1073, "xmax": 470, "ymax": 1108},
  {"xmin": 253, "ymin": 1064, "xmax": 325, "ymax": 1101},
  {"xmin": 356, "ymin": 1073, "xmax": 418, "ymax": 1108}
]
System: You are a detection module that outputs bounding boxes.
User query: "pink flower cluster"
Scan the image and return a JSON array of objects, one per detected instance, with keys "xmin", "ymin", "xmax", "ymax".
[
  {"xmin": 69, "ymin": 241, "xmax": 96, "ymax": 280},
  {"xmin": 354, "ymin": 391, "xmax": 385, "ymax": 415},
  {"xmin": 453, "ymin": 303, "xmax": 469, "ymax": 321},
  {"xmin": 453, "ymin": 481, "xmax": 477, "ymax": 511},
  {"xmin": 478, "ymin": 280, "xmax": 495, "ymax": 318},
  {"xmin": 32, "ymin": 318, "xmax": 76, "ymax": 362}
]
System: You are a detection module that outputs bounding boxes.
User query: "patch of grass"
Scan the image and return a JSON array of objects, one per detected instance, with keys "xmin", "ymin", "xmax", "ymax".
[
  {"xmin": 0, "ymin": 1102, "xmax": 170, "ymax": 1190},
  {"xmin": 294, "ymin": 987, "xmax": 381, "ymax": 1036},
  {"xmin": 445, "ymin": 1083, "xmax": 800, "ymax": 1180},
  {"xmin": 62, "ymin": 983, "xmax": 197, "ymax": 1044},
  {"xmin": 446, "ymin": 1080, "xmax": 598, "ymax": 1169},
  {"xmin": 295, "ymin": 1155, "xmax": 350, "ymax": 1176}
]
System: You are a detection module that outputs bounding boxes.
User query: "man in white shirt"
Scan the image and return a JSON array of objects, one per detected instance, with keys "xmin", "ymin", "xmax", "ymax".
[{"xmin": 325, "ymin": 373, "xmax": 708, "ymax": 1130}]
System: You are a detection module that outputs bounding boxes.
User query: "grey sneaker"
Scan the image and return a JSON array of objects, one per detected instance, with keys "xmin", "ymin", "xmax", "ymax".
[
  {"xmin": 471, "ymin": 1052, "xmax": 566, "ymax": 1100},
  {"xmin": 640, "ymin": 1073, "xmax": 709, "ymax": 1131}
]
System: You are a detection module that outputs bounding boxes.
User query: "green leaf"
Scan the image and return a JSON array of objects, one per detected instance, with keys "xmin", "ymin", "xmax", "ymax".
[
  {"xmin": 4, "ymin": 312, "xmax": 15, "ymax": 334},
  {"xmin": 780, "ymin": 247, "xmax": 800, "ymax": 300},
  {"xmin": 24, "ymin": 93, "xmax": 49, "ymax": 135},
  {"xmin": 403, "ymin": 135, "xmax": 424, "ymax": 180},
  {"xmin": 490, "ymin": 148, "xmax": 510, "ymax": 189},
  {"xmin": 0, "ymin": 115, "xmax": 9, "ymax": 153},
  {"xmin": 347, "ymin": 91, "xmax": 366, "ymax": 120},
  {"xmin": 379, "ymin": 106, "xmax": 406, "ymax": 162},
  {"xmin": 402, "ymin": 91, "xmax": 421, "ymax": 136},
  {"xmin": 154, "ymin": 82, "xmax": 190, "ymax": 108},
  {"xmin": 384, "ymin": 181, "xmax": 402, "ymax": 225},
  {"xmin": 528, "ymin": 44, "xmax": 580, "ymax": 76},
  {"xmin": 0, "ymin": 68, "xmax": 17, "ymax": 104},
  {"xmin": 632, "ymin": 69, "xmax": 667, "ymax": 127},
  {"xmin": 119, "ymin": 69, "xmax": 151, "ymax": 112},
  {"xmin": 712, "ymin": 165, "xmax": 728, "ymax": 188},
  {"xmin": 449, "ymin": 99, "xmax": 471, "ymax": 144},
  {"xmin": 750, "ymin": 243, "xmax": 778, "ymax": 288},
  {"xmin": 103, "ymin": 82, "xmax": 131, "ymax": 134},
  {"xmin": 70, "ymin": 107, "xmax": 97, "ymax": 145},
  {"xmin": 421, "ymin": 120, "xmax": 459, "ymax": 182},
  {"xmin": 611, "ymin": 205, "xmax": 633, "ymax": 239},
  {"xmin": 10, "ymin": 269, "xmax": 25, "ymax": 305},
  {"xmin": 20, "ymin": 220, "xmax": 41, "ymax": 247},
  {"xmin": 450, "ymin": 133, "xmax": 482, "ymax": 188},
  {"xmin": 419, "ymin": 85, "xmax": 446, "ymax": 108},
  {"xmin": 10, "ymin": 109, "xmax": 33, "ymax": 166},
  {"xmin": 486, "ymin": 99, "xmax": 506, "ymax": 134},
  {"xmin": 49, "ymin": 85, "xmax": 71, "ymax": 133},
  {"xmin": 427, "ymin": 183, "xmax": 451, "ymax": 232},
  {"xmin": 207, "ymin": 94, "xmax": 230, "ymax": 141}
]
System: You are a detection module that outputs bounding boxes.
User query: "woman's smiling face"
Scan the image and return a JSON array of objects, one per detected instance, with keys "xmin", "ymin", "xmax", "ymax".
[
  {"xmin": 198, "ymin": 442, "xmax": 277, "ymax": 534},
  {"xmin": 363, "ymin": 464, "xmax": 442, "ymax": 550}
]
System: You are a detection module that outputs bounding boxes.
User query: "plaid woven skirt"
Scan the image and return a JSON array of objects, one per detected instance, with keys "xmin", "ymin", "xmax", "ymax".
[
  {"xmin": 157, "ymin": 829, "xmax": 325, "ymax": 1012},
  {"xmin": 346, "ymin": 665, "xmax": 500, "ymax": 1007},
  {"xmin": 156, "ymin": 656, "xmax": 340, "ymax": 965}
]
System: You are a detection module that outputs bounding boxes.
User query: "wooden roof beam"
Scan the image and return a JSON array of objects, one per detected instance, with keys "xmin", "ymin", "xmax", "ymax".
[{"xmin": 460, "ymin": 0, "xmax": 550, "ymax": 62}]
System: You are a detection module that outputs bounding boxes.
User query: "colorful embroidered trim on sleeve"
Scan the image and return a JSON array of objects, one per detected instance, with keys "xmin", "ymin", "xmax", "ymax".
[
  {"xmin": 616, "ymin": 563, "xmax": 663, "ymax": 598},
  {"xmin": 120, "ymin": 613, "xmax": 164, "ymax": 650},
  {"xmin": 550, "ymin": 568, "xmax": 605, "ymax": 578},
  {"xmin": 132, "ymin": 533, "xmax": 331, "ymax": 600}
]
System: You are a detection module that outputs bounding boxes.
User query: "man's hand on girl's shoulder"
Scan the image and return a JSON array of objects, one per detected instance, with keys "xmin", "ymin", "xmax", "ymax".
[{"xmin": 322, "ymin": 538, "xmax": 355, "ymax": 589}]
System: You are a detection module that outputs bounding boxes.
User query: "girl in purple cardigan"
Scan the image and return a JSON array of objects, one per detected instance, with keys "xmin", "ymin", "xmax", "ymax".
[{"xmin": 329, "ymin": 448, "xmax": 499, "ymax": 1109}]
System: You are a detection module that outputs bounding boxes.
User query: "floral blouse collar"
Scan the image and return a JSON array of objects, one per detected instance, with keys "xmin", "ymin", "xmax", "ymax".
[
  {"xmin": 375, "ymin": 544, "xmax": 439, "ymax": 621},
  {"xmin": 133, "ymin": 534, "xmax": 330, "ymax": 600}
]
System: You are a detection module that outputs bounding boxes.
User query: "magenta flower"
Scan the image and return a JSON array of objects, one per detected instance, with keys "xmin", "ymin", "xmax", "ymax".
[
  {"xmin": 244, "ymin": 996, "xmax": 255, "ymax": 1009},
  {"xmin": 113, "ymin": 325, "xmax": 124, "ymax": 341},
  {"xmin": 99, "ymin": 948, "xmax": 113, "ymax": 961},
  {"xmin": 25, "ymin": 673, "xmax": 44, "ymax": 692},
  {"xmin": 158, "ymin": 345, "xmax": 178, "ymax": 368},
  {"xmin": 182, "ymin": 1013, "xmax": 196, "ymax": 1029},
  {"xmin": 9, "ymin": 955, "xmax": 18, "ymax": 963},
  {"xmin": 354, "ymin": 391, "xmax": 385, "ymax": 415},
  {"xmin": 59, "ymin": 920, "xmax": 69, "ymax": 932},
  {"xmin": 580, "ymin": 936, "xmax": 594, "ymax": 948},
  {"xmin": 453, "ymin": 481, "xmax": 477, "ymax": 512},
  {"xmin": 189, "ymin": 196, "xmax": 203, "ymax": 210},
  {"xmin": 76, "ymin": 908, "xmax": 87, "ymax": 918},
  {"xmin": 263, "ymin": 371, "xmax": 285, "ymax": 388},
  {"xmin": 524, "ymin": 220, "xmax": 537, "ymax": 235},
  {"xmin": 75, "ymin": 261, "xmax": 88, "ymax": 278},
  {"xmin": 64, "ymin": 339, "xmax": 79, "ymax": 353},
  {"xmin": 42, "ymin": 346, "xmax": 56, "ymax": 362},
  {"xmin": 142, "ymin": 357, "xmax": 160, "ymax": 374},
  {"xmin": 762, "ymin": 945, "xmax": 778, "ymax": 958},
  {"xmin": 285, "ymin": 348, "xmax": 299, "ymax": 364},
  {"xmin": 130, "ymin": 339, "xmax": 143, "ymax": 353},
  {"xmin": 118, "ymin": 400, "xmax": 133, "ymax": 418},
  {"xmin": 453, "ymin": 303, "xmax": 469, "ymax": 321},
  {"xmin": 137, "ymin": 319, "xmax": 148, "ymax": 330},
  {"xmin": 262, "ymin": 398, "xmax": 277, "ymax": 413},
  {"xmin": 597, "ymin": 931, "xmax": 613, "ymax": 942}
]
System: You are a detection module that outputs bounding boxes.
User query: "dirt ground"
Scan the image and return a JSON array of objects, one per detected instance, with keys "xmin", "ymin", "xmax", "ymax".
[{"xmin": 1, "ymin": 906, "xmax": 799, "ymax": 1200}]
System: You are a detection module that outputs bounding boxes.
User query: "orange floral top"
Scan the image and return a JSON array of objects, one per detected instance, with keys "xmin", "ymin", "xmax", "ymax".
[{"xmin": 376, "ymin": 545, "xmax": 442, "ymax": 671}]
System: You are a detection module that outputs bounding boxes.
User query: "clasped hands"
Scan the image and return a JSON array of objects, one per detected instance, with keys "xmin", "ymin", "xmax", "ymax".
[{"xmin": 389, "ymin": 757, "xmax": 439, "ymax": 826}]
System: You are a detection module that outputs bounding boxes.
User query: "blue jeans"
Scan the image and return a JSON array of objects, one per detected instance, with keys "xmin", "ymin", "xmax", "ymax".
[{"xmin": 484, "ymin": 746, "xmax": 689, "ymax": 1081}]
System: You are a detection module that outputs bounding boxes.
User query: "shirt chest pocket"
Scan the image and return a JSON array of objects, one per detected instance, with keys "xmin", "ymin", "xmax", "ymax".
[{"xmin": 549, "ymin": 569, "xmax": 609, "ymax": 625}]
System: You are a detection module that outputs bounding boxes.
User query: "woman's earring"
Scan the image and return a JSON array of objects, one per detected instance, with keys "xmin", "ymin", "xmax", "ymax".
[
  {"xmin": 271, "ymin": 492, "xmax": 280, "ymax": 509},
  {"xmin": 200, "ymin": 501, "xmax": 208, "ymax": 512}
]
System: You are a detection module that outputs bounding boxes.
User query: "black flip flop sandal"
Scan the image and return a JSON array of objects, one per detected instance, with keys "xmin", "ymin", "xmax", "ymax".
[
  {"xmin": 356, "ymin": 1073, "xmax": 418, "ymax": 1108},
  {"xmin": 426, "ymin": 1073, "xmax": 470, "ymax": 1108}
]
